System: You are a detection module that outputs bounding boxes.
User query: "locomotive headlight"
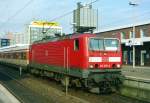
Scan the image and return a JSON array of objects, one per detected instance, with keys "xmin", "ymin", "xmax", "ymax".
[
  {"xmin": 89, "ymin": 65, "xmax": 94, "ymax": 69},
  {"xmin": 117, "ymin": 64, "xmax": 120, "ymax": 68}
]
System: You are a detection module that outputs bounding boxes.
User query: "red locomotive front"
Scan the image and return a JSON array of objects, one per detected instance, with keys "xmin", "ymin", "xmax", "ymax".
[{"xmin": 88, "ymin": 37, "xmax": 122, "ymax": 69}]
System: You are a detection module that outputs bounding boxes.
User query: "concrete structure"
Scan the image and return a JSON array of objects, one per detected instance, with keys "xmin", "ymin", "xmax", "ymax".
[
  {"xmin": 120, "ymin": 66, "xmax": 150, "ymax": 102},
  {"xmin": 0, "ymin": 84, "xmax": 20, "ymax": 103},
  {"xmin": 96, "ymin": 20, "xmax": 150, "ymax": 66}
]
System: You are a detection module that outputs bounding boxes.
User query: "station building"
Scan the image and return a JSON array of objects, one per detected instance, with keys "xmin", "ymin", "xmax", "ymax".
[{"xmin": 96, "ymin": 21, "xmax": 150, "ymax": 66}]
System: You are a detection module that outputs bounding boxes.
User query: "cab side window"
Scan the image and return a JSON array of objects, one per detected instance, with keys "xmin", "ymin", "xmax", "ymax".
[{"xmin": 74, "ymin": 39, "xmax": 79, "ymax": 51}]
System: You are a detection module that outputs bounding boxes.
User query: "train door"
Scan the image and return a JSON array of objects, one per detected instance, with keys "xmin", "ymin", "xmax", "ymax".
[
  {"xmin": 73, "ymin": 38, "xmax": 80, "ymax": 67},
  {"xmin": 141, "ymin": 50, "xmax": 146, "ymax": 66}
]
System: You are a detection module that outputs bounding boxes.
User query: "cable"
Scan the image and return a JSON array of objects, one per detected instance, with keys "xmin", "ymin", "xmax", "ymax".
[
  {"xmin": 0, "ymin": 0, "xmax": 34, "ymax": 29},
  {"xmin": 49, "ymin": 11, "xmax": 73, "ymax": 22},
  {"xmin": 89, "ymin": 0, "xmax": 100, "ymax": 5}
]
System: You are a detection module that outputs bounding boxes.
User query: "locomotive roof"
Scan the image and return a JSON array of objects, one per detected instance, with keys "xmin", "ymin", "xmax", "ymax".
[
  {"xmin": 0, "ymin": 44, "xmax": 29, "ymax": 52},
  {"xmin": 71, "ymin": 33, "xmax": 96, "ymax": 38},
  {"xmin": 33, "ymin": 33, "xmax": 95, "ymax": 44}
]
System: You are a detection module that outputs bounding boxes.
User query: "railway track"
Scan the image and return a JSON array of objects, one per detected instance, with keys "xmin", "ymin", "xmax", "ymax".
[
  {"xmin": 0, "ymin": 72, "xmax": 25, "ymax": 103},
  {"xmin": 0, "ymin": 65, "xmax": 146, "ymax": 103},
  {"xmin": 0, "ymin": 66, "xmax": 58, "ymax": 103},
  {"xmin": 0, "ymin": 65, "xmax": 90, "ymax": 103}
]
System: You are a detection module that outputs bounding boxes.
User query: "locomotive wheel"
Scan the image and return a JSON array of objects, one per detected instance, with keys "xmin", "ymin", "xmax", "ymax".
[
  {"xmin": 89, "ymin": 81, "xmax": 112, "ymax": 94},
  {"xmin": 89, "ymin": 87, "xmax": 100, "ymax": 94},
  {"xmin": 70, "ymin": 79, "xmax": 82, "ymax": 88},
  {"xmin": 99, "ymin": 81, "xmax": 112, "ymax": 94}
]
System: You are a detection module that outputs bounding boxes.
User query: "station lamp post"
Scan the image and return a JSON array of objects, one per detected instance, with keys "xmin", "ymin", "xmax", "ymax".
[{"xmin": 129, "ymin": 1, "xmax": 138, "ymax": 68}]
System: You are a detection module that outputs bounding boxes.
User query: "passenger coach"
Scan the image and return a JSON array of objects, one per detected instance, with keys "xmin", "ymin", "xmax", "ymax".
[{"xmin": 0, "ymin": 44, "xmax": 29, "ymax": 68}]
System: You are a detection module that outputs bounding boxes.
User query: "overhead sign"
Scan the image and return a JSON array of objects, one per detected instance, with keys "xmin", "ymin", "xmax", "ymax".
[
  {"xmin": 31, "ymin": 21, "xmax": 59, "ymax": 26},
  {"xmin": 125, "ymin": 39, "xmax": 143, "ymax": 46}
]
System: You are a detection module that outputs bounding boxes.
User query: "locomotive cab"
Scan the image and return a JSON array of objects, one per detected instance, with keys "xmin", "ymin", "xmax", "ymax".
[{"xmin": 84, "ymin": 36, "xmax": 123, "ymax": 93}]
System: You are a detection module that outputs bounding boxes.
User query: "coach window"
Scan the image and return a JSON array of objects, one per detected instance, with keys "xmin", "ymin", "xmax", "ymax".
[{"xmin": 74, "ymin": 39, "xmax": 79, "ymax": 51}]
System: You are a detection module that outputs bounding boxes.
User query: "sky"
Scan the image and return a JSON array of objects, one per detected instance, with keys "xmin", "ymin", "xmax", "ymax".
[{"xmin": 0, "ymin": 0, "xmax": 150, "ymax": 36}]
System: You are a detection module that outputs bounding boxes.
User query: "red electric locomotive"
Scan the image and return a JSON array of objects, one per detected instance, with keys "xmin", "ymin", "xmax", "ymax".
[{"xmin": 29, "ymin": 33, "xmax": 122, "ymax": 93}]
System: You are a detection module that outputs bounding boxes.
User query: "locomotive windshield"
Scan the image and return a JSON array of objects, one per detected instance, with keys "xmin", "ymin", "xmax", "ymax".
[
  {"xmin": 104, "ymin": 39, "xmax": 119, "ymax": 51},
  {"xmin": 89, "ymin": 38, "xmax": 104, "ymax": 51},
  {"xmin": 89, "ymin": 38, "xmax": 119, "ymax": 51}
]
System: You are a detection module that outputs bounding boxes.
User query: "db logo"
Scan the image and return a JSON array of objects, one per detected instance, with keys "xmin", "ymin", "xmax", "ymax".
[{"xmin": 102, "ymin": 57, "xmax": 108, "ymax": 62}]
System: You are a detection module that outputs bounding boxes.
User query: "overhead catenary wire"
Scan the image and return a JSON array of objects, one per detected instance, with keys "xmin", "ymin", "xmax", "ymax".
[
  {"xmin": 0, "ymin": 0, "xmax": 34, "ymax": 29},
  {"xmin": 2, "ymin": 0, "xmax": 149, "ymax": 35},
  {"xmin": 89, "ymin": 0, "xmax": 100, "ymax": 5}
]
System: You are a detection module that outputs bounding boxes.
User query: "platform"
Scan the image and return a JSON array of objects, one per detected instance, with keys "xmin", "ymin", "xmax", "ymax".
[
  {"xmin": 120, "ymin": 65, "xmax": 150, "ymax": 102},
  {"xmin": 122, "ymin": 65, "xmax": 150, "ymax": 81},
  {"xmin": 0, "ymin": 84, "xmax": 20, "ymax": 103}
]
